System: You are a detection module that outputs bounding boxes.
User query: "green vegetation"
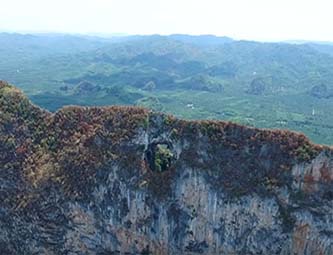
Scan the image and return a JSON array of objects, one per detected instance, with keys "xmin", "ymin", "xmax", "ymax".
[
  {"xmin": 154, "ymin": 144, "xmax": 174, "ymax": 172},
  {"xmin": 295, "ymin": 143, "xmax": 321, "ymax": 162},
  {"xmin": 1, "ymin": 33, "xmax": 333, "ymax": 144}
]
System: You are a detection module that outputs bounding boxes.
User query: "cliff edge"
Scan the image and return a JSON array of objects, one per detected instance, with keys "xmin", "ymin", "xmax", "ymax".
[{"xmin": 0, "ymin": 81, "xmax": 332, "ymax": 254}]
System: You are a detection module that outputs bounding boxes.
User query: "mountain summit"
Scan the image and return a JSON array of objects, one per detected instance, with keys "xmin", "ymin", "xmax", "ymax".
[{"xmin": 0, "ymin": 81, "xmax": 332, "ymax": 254}]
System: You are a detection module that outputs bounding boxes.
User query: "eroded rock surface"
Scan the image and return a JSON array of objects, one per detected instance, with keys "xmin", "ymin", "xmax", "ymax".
[{"xmin": 0, "ymin": 81, "xmax": 332, "ymax": 254}]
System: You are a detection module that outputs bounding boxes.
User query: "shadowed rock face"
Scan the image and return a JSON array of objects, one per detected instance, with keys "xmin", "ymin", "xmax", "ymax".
[{"xmin": 0, "ymin": 81, "xmax": 332, "ymax": 254}]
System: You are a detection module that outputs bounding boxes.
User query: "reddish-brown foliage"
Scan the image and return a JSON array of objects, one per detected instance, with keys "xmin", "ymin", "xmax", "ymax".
[{"xmin": 0, "ymin": 81, "xmax": 331, "ymax": 202}]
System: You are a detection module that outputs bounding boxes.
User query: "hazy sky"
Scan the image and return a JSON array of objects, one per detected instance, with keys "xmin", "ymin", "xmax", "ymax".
[{"xmin": 0, "ymin": 0, "xmax": 332, "ymax": 41}]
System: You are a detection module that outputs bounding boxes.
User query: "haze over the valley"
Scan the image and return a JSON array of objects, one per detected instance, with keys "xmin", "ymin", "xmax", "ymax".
[{"xmin": 0, "ymin": 0, "xmax": 333, "ymax": 42}]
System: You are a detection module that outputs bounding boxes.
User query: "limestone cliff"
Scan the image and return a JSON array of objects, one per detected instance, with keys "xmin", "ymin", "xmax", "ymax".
[{"xmin": 0, "ymin": 81, "xmax": 332, "ymax": 254}]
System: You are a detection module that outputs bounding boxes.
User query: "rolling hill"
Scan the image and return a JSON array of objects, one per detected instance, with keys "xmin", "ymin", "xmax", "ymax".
[{"xmin": 1, "ymin": 33, "xmax": 333, "ymax": 144}]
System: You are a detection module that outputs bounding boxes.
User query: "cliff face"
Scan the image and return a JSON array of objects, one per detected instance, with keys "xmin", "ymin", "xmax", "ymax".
[{"xmin": 0, "ymin": 81, "xmax": 332, "ymax": 255}]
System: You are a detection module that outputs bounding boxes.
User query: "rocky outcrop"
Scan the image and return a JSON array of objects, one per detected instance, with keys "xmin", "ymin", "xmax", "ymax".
[{"xmin": 0, "ymin": 81, "xmax": 332, "ymax": 254}]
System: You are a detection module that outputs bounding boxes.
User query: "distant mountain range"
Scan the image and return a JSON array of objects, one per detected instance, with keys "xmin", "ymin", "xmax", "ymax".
[{"xmin": 1, "ymin": 32, "xmax": 333, "ymax": 144}]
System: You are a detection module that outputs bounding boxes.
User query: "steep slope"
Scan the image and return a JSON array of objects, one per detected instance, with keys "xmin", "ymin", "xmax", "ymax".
[{"xmin": 0, "ymin": 81, "xmax": 332, "ymax": 254}]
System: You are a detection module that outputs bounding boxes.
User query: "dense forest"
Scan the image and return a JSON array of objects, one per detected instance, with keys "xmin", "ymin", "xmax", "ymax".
[{"xmin": 1, "ymin": 33, "xmax": 333, "ymax": 145}]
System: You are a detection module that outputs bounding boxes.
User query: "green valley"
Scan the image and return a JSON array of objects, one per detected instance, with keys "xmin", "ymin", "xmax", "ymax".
[{"xmin": 1, "ymin": 33, "xmax": 333, "ymax": 145}]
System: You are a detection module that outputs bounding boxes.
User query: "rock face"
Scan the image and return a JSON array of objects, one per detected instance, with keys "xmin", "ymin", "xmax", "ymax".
[{"xmin": 0, "ymin": 81, "xmax": 333, "ymax": 254}]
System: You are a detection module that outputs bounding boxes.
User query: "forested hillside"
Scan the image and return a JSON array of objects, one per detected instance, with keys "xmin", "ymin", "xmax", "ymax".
[{"xmin": 1, "ymin": 33, "xmax": 333, "ymax": 144}]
